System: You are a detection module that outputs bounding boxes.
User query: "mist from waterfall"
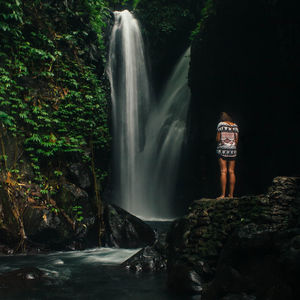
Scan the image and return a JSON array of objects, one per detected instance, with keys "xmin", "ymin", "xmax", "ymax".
[{"xmin": 107, "ymin": 10, "xmax": 191, "ymax": 220}]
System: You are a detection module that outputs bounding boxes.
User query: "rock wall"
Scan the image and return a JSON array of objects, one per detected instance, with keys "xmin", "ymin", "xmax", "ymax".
[
  {"xmin": 187, "ymin": 0, "xmax": 300, "ymax": 199},
  {"xmin": 131, "ymin": 0, "xmax": 300, "ymax": 209},
  {"xmin": 135, "ymin": 0, "xmax": 202, "ymax": 95},
  {"xmin": 167, "ymin": 176, "xmax": 300, "ymax": 298}
]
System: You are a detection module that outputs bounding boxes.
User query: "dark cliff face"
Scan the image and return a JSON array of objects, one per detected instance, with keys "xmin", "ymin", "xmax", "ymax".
[
  {"xmin": 135, "ymin": 0, "xmax": 202, "ymax": 96},
  {"xmin": 134, "ymin": 0, "xmax": 299, "ymax": 209},
  {"xmin": 187, "ymin": 0, "xmax": 300, "ymax": 199}
]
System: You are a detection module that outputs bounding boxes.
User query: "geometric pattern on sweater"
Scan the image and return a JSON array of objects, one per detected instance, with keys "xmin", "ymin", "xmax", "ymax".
[{"xmin": 216, "ymin": 121, "xmax": 239, "ymax": 157}]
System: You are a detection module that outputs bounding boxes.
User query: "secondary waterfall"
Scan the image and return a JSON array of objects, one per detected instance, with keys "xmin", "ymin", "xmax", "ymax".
[{"xmin": 107, "ymin": 10, "xmax": 191, "ymax": 220}]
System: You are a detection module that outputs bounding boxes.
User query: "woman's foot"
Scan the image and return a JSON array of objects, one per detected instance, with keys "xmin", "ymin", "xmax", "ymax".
[
  {"xmin": 227, "ymin": 194, "xmax": 234, "ymax": 198},
  {"xmin": 216, "ymin": 195, "xmax": 225, "ymax": 200}
]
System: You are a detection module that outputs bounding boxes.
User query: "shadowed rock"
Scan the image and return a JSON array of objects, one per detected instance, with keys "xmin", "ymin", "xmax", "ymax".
[
  {"xmin": 122, "ymin": 246, "xmax": 166, "ymax": 272},
  {"xmin": 103, "ymin": 203, "xmax": 156, "ymax": 248},
  {"xmin": 167, "ymin": 177, "xmax": 300, "ymax": 298}
]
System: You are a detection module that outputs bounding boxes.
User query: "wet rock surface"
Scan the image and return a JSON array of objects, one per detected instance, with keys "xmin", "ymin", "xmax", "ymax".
[
  {"xmin": 122, "ymin": 246, "xmax": 166, "ymax": 272},
  {"xmin": 0, "ymin": 267, "xmax": 51, "ymax": 297},
  {"xmin": 1, "ymin": 199, "xmax": 156, "ymax": 253},
  {"xmin": 221, "ymin": 294, "xmax": 256, "ymax": 300},
  {"xmin": 121, "ymin": 221, "xmax": 172, "ymax": 273},
  {"xmin": 167, "ymin": 177, "xmax": 300, "ymax": 299},
  {"xmin": 66, "ymin": 163, "xmax": 93, "ymax": 191},
  {"xmin": 167, "ymin": 263, "xmax": 203, "ymax": 294},
  {"xmin": 103, "ymin": 203, "xmax": 156, "ymax": 249},
  {"xmin": 205, "ymin": 225, "xmax": 300, "ymax": 299}
]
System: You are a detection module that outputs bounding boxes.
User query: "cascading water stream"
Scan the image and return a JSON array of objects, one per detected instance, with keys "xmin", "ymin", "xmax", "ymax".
[
  {"xmin": 107, "ymin": 10, "xmax": 191, "ymax": 220},
  {"xmin": 139, "ymin": 47, "xmax": 191, "ymax": 219},
  {"xmin": 107, "ymin": 10, "xmax": 151, "ymax": 215}
]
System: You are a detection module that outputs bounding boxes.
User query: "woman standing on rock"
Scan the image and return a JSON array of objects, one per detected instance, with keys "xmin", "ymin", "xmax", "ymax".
[{"xmin": 216, "ymin": 112, "xmax": 239, "ymax": 199}]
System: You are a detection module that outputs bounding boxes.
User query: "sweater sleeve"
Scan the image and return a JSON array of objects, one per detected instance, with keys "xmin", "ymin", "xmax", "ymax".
[
  {"xmin": 235, "ymin": 124, "xmax": 239, "ymax": 133},
  {"xmin": 217, "ymin": 122, "xmax": 223, "ymax": 132}
]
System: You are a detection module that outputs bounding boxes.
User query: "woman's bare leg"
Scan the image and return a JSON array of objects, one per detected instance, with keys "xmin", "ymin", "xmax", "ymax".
[
  {"xmin": 217, "ymin": 158, "xmax": 227, "ymax": 199},
  {"xmin": 228, "ymin": 160, "xmax": 236, "ymax": 197}
]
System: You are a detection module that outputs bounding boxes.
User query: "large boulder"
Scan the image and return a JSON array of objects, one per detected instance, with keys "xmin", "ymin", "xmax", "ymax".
[
  {"xmin": 66, "ymin": 163, "xmax": 93, "ymax": 191},
  {"xmin": 122, "ymin": 246, "xmax": 166, "ymax": 272},
  {"xmin": 166, "ymin": 177, "xmax": 300, "ymax": 297},
  {"xmin": 23, "ymin": 206, "xmax": 77, "ymax": 251},
  {"xmin": 56, "ymin": 183, "xmax": 91, "ymax": 216},
  {"xmin": 167, "ymin": 263, "xmax": 203, "ymax": 294},
  {"xmin": 1, "ymin": 196, "xmax": 157, "ymax": 253},
  {"xmin": 103, "ymin": 203, "xmax": 156, "ymax": 248},
  {"xmin": 204, "ymin": 225, "xmax": 300, "ymax": 299}
]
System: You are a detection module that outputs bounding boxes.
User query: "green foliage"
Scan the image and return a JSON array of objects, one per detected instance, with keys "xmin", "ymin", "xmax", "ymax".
[
  {"xmin": 0, "ymin": 0, "xmax": 111, "ymax": 186},
  {"xmin": 190, "ymin": 0, "xmax": 216, "ymax": 41},
  {"xmin": 105, "ymin": 0, "xmax": 136, "ymax": 9},
  {"xmin": 134, "ymin": 0, "xmax": 203, "ymax": 62},
  {"xmin": 72, "ymin": 205, "xmax": 84, "ymax": 222},
  {"xmin": 0, "ymin": 111, "xmax": 14, "ymax": 126},
  {"xmin": 133, "ymin": 0, "xmax": 140, "ymax": 9},
  {"xmin": 85, "ymin": 0, "xmax": 110, "ymax": 58},
  {"xmin": 136, "ymin": 1, "xmax": 191, "ymax": 35},
  {"xmin": 47, "ymin": 203, "xmax": 60, "ymax": 214},
  {"xmin": 54, "ymin": 170, "xmax": 63, "ymax": 177}
]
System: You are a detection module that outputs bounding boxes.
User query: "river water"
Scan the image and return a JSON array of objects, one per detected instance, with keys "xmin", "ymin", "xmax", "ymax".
[
  {"xmin": 0, "ymin": 222, "xmax": 198, "ymax": 300},
  {"xmin": 0, "ymin": 248, "xmax": 168, "ymax": 299}
]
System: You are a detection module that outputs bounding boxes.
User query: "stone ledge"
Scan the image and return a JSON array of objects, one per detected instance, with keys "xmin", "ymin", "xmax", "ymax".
[{"xmin": 167, "ymin": 176, "xmax": 300, "ymax": 297}]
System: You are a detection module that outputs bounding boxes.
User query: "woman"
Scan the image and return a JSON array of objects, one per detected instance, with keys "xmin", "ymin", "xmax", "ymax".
[{"xmin": 216, "ymin": 112, "xmax": 239, "ymax": 199}]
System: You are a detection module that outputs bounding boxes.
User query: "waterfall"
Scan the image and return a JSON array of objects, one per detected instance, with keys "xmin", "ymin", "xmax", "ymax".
[
  {"xmin": 107, "ymin": 10, "xmax": 151, "ymax": 215},
  {"xmin": 107, "ymin": 10, "xmax": 191, "ymax": 220},
  {"xmin": 140, "ymin": 47, "xmax": 191, "ymax": 219}
]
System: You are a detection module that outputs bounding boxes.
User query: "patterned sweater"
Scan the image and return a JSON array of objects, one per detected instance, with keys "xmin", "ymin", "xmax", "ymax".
[{"xmin": 216, "ymin": 121, "xmax": 239, "ymax": 158}]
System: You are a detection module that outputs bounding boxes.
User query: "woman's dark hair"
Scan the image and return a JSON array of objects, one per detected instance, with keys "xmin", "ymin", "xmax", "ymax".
[{"xmin": 219, "ymin": 112, "xmax": 233, "ymax": 122}]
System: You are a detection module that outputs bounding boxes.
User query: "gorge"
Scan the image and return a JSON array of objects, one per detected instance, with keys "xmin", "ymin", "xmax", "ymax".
[{"xmin": 0, "ymin": 0, "xmax": 299, "ymax": 299}]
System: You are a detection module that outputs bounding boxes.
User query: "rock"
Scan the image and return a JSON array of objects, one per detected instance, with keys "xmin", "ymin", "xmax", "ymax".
[
  {"xmin": 122, "ymin": 246, "xmax": 167, "ymax": 272},
  {"xmin": 22, "ymin": 180, "xmax": 99, "ymax": 250},
  {"xmin": 187, "ymin": 0, "xmax": 300, "ymax": 200},
  {"xmin": 1, "ymin": 191, "xmax": 156, "ymax": 252},
  {"xmin": 0, "ymin": 178, "xmax": 100, "ymax": 252},
  {"xmin": 23, "ymin": 206, "xmax": 74, "ymax": 250},
  {"xmin": 204, "ymin": 224, "xmax": 300, "ymax": 300},
  {"xmin": 221, "ymin": 293, "xmax": 256, "ymax": 300},
  {"xmin": 103, "ymin": 203, "xmax": 156, "ymax": 248},
  {"xmin": 56, "ymin": 183, "xmax": 91, "ymax": 216},
  {"xmin": 0, "ymin": 267, "xmax": 50, "ymax": 291},
  {"xmin": 166, "ymin": 177, "xmax": 300, "ymax": 297},
  {"xmin": 0, "ymin": 227, "xmax": 18, "ymax": 251},
  {"xmin": 167, "ymin": 263, "xmax": 203, "ymax": 294},
  {"xmin": 66, "ymin": 163, "xmax": 93, "ymax": 191},
  {"xmin": 22, "ymin": 202, "xmax": 101, "ymax": 252},
  {"xmin": 0, "ymin": 244, "xmax": 15, "ymax": 255},
  {"xmin": 121, "ymin": 220, "xmax": 172, "ymax": 272}
]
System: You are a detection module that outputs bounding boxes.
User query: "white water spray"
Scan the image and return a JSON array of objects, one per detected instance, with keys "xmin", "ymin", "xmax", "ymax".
[{"xmin": 107, "ymin": 10, "xmax": 191, "ymax": 219}]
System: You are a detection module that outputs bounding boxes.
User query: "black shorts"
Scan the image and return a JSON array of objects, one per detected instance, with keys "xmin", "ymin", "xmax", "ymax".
[{"xmin": 217, "ymin": 154, "xmax": 236, "ymax": 161}]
